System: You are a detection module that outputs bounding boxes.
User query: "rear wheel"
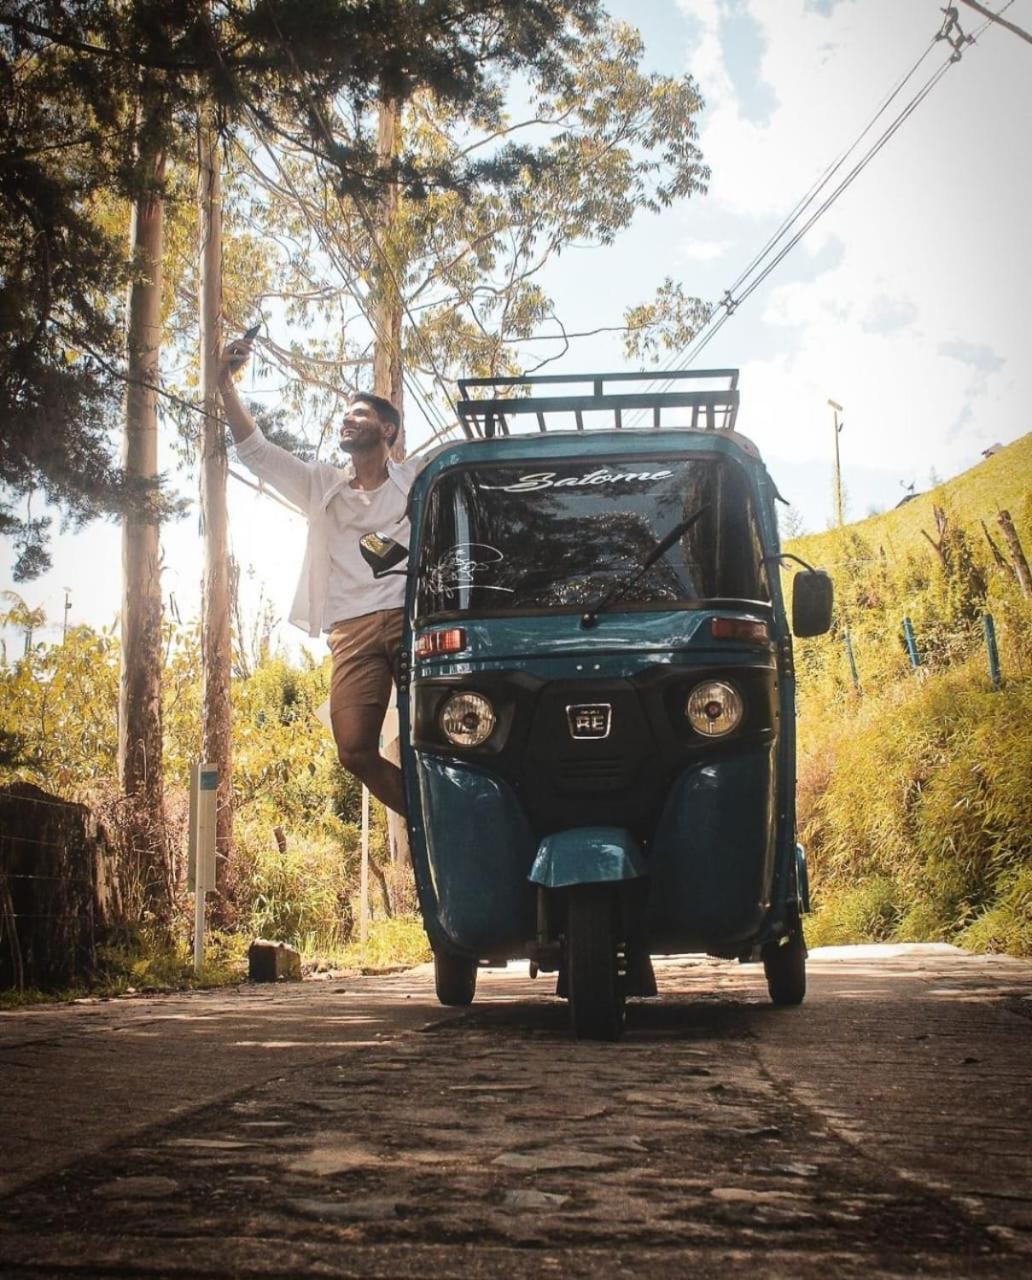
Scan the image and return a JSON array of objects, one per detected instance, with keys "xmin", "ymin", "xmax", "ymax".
[
  {"xmin": 434, "ymin": 951, "xmax": 477, "ymax": 1006},
  {"xmin": 763, "ymin": 926, "xmax": 807, "ymax": 1006},
  {"xmin": 566, "ymin": 886, "xmax": 626, "ymax": 1041}
]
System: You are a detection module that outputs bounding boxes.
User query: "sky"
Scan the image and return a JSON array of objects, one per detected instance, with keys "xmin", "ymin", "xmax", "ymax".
[{"xmin": 4, "ymin": 0, "xmax": 1030, "ymax": 656}]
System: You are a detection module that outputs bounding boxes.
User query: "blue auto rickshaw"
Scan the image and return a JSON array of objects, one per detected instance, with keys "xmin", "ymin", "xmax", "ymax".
[{"xmin": 389, "ymin": 371, "xmax": 832, "ymax": 1039}]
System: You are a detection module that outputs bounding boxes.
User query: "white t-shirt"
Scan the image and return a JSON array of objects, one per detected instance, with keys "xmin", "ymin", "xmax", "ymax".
[{"xmin": 322, "ymin": 469, "xmax": 415, "ymax": 629}]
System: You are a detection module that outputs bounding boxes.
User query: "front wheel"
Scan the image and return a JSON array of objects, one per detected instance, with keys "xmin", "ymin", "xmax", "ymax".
[
  {"xmin": 434, "ymin": 951, "xmax": 477, "ymax": 1006},
  {"xmin": 566, "ymin": 886, "xmax": 626, "ymax": 1041},
  {"xmin": 762, "ymin": 927, "xmax": 807, "ymax": 1006}
]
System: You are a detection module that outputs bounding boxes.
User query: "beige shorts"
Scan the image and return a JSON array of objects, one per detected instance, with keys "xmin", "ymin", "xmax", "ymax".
[{"xmin": 327, "ymin": 608, "xmax": 404, "ymax": 718}]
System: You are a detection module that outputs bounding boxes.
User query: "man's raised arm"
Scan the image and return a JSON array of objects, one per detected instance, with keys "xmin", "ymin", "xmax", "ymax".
[
  {"xmin": 217, "ymin": 336, "xmax": 319, "ymax": 514},
  {"xmin": 218, "ymin": 335, "xmax": 261, "ymax": 446}
]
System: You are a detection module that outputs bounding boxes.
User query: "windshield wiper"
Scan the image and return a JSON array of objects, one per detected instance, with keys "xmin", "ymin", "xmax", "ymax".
[{"xmin": 580, "ymin": 506, "xmax": 708, "ymax": 629}]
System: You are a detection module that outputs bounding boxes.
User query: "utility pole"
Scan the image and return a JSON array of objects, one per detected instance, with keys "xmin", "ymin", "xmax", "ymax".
[
  {"xmin": 828, "ymin": 398, "xmax": 844, "ymax": 528},
  {"xmin": 62, "ymin": 589, "xmax": 71, "ymax": 643}
]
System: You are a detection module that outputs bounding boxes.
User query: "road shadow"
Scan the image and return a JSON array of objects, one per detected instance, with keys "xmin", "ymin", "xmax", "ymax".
[{"xmin": 424, "ymin": 990, "xmax": 773, "ymax": 1044}]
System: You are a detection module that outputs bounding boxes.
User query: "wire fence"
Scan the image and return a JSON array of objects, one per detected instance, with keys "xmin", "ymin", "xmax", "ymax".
[{"xmin": 838, "ymin": 610, "xmax": 1013, "ymax": 695}]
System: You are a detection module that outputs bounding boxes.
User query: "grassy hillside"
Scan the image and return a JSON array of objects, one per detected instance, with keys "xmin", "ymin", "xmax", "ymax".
[
  {"xmin": 783, "ymin": 434, "xmax": 1032, "ymax": 954},
  {"xmin": 791, "ymin": 432, "xmax": 1031, "ymax": 569}
]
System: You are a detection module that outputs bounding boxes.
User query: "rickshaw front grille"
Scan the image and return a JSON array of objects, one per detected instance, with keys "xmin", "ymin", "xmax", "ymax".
[{"xmin": 555, "ymin": 756, "xmax": 626, "ymax": 787}]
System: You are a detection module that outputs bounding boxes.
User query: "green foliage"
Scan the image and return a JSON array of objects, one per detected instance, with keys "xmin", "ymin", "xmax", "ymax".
[
  {"xmin": 0, "ymin": 608, "xmax": 120, "ymax": 792},
  {"xmin": 0, "ymin": 612, "xmax": 413, "ymax": 971},
  {"xmin": 790, "ymin": 437, "xmax": 1031, "ymax": 955},
  {"xmin": 798, "ymin": 645, "xmax": 1031, "ymax": 955},
  {"xmin": 805, "ymin": 877, "xmax": 902, "ymax": 949},
  {"xmin": 338, "ymin": 915, "xmax": 432, "ymax": 971},
  {"xmin": 93, "ymin": 926, "xmax": 246, "ymax": 994},
  {"xmin": 2, "ymin": 0, "xmax": 615, "ymax": 569}
]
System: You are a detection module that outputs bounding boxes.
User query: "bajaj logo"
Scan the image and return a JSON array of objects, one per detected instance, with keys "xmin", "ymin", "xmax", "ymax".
[{"xmin": 566, "ymin": 704, "xmax": 612, "ymax": 740}]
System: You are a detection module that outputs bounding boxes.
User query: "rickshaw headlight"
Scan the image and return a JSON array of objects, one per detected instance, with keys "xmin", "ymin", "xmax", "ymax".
[
  {"xmin": 685, "ymin": 681, "xmax": 744, "ymax": 737},
  {"xmin": 440, "ymin": 692, "xmax": 496, "ymax": 748}
]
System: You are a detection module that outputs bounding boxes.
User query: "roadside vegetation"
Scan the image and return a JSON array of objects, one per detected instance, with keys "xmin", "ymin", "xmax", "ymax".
[
  {"xmin": 3, "ymin": 437, "xmax": 1029, "ymax": 998},
  {"xmin": 0, "ymin": 606, "xmax": 429, "ymax": 995},
  {"xmin": 787, "ymin": 434, "xmax": 1032, "ymax": 955}
]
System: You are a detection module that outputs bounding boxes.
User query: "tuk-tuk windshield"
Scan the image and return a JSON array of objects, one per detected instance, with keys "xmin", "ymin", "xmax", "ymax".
[{"xmin": 415, "ymin": 454, "xmax": 771, "ymax": 617}]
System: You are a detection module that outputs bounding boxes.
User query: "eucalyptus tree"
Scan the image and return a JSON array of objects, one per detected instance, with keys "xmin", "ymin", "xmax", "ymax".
[
  {"xmin": 1, "ymin": 0, "xmax": 611, "ymax": 919},
  {"xmin": 223, "ymin": 17, "xmax": 712, "ymax": 454},
  {"xmin": 1, "ymin": 0, "xmax": 607, "ymax": 563}
]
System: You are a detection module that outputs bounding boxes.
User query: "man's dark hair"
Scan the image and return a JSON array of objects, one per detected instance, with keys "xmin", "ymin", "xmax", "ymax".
[{"xmin": 351, "ymin": 392, "xmax": 401, "ymax": 446}]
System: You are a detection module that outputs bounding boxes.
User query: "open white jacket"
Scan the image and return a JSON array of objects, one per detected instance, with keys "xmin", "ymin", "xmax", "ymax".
[{"xmin": 234, "ymin": 427, "xmax": 423, "ymax": 637}]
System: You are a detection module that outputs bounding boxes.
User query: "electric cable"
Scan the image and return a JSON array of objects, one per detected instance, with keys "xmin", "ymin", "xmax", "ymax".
[
  {"xmin": 637, "ymin": 0, "xmax": 1016, "ymax": 408},
  {"xmin": 723, "ymin": 35, "xmax": 941, "ymax": 303}
]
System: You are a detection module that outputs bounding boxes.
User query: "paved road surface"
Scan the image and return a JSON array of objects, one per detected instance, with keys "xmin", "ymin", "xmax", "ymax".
[{"xmin": 1, "ymin": 944, "xmax": 1030, "ymax": 1278}]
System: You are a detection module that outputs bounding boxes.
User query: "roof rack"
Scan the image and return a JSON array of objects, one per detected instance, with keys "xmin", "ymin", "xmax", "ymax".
[{"xmin": 455, "ymin": 369, "xmax": 739, "ymax": 440}]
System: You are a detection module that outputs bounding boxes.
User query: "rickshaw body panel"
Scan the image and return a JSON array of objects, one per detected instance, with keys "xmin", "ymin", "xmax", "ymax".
[
  {"xmin": 416, "ymin": 757, "xmax": 536, "ymax": 955},
  {"xmin": 399, "ymin": 426, "xmax": 800, "ymax": 965}
]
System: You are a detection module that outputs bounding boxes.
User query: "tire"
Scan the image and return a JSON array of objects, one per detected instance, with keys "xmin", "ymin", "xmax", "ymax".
[
  {"xmin": 763, "ymin": 927, "xmax": 807, "ymax": 1006},
  {"xmin": 434, "ymin": 951, "xmax": 477, "ymax": 1006},
  {"xmin": 566, "ymin": 886, "xmax": 626, "ymax": 1041}
]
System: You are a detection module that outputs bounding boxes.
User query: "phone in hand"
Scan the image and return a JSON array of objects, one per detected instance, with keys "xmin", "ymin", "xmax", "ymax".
[{"xmin": 227, "ymin": 323, "xmax": 261, "ymax": 371}]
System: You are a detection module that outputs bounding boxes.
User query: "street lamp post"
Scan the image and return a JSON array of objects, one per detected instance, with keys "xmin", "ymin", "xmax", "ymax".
[{"xmin": 828, "ymin": 399, "xmax": 844, "ymax": 528}]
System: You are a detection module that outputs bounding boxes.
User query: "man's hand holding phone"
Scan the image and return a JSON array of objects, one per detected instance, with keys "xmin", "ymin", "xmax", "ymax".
[
  {"xmin": 217, "ymin": 324, "xmax": 262, "ymax": 445},
  {"xmin": 219, "ymin": 323, "xmax": 260, "ymax": 385}
]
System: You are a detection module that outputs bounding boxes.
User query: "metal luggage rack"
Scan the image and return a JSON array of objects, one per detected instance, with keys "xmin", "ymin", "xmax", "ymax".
[{"xmin": 455, "ymin": 369, "xmax": 739, "ymax": 440}]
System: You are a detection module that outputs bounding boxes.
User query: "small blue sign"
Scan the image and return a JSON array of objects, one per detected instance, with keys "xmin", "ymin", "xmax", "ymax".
[{"xmin": 200, "ymin": 769, "xmax": 218, "ymax": 791}]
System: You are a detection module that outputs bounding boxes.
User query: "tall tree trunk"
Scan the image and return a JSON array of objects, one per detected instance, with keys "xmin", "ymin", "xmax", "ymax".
[
  {"xmin": 119, "ymin": 141, "xmax": 170, "ymax": 925},
  {"xmin": 198, "ymin": 107, "xmax": 233, "ymax": 918},
  {"xmin": 371, "ymin": 93, "xmax": 410, "ymax": 873},
  {"xmin": 372, "ymin": 93, "xmax": 405, "ymax": 457}
]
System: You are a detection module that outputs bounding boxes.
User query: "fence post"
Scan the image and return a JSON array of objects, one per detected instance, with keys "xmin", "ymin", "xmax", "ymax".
[
  {"xmin": 902, "ymin": 616, "xmax": 921, "ymax": 670},
  {"xmin": 982, "ymin": 612, "xmax": 1002, "ymax": 690},
  {"xmin": 843, "ymin": 630, "xmax": 861, "ymax": 692}
]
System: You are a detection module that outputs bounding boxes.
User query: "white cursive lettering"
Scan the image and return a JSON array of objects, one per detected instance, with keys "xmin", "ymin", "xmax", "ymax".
[{"xmin": 477, "ymin": 468, "xmax": 674, "ymax": 493}]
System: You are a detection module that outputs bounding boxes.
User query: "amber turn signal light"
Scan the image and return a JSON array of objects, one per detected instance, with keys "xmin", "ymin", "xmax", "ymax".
[
  {"xmin": 415, "ymin": 627, "xmax": 467, "ymax": 659},
  {"xmin": 711, "ymin": 617, "xmax": 770, "ymax": 643}
]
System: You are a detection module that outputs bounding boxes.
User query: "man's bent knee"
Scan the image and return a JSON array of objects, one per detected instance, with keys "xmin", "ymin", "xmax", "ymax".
[{"xmin": 336, "ymin": 744, "xmax": 381, "ymax": 781}]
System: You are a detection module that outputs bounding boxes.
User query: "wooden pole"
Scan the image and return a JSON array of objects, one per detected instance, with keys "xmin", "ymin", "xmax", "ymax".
[
  {"xmin": 998, "ymin": 510, "xmax": 1032, "ymax": 599},
  {"xmin": 360, "ymin": 785, "xmax": 370, "ymax": 955},
  {"xmin": 198, "ymin": 106, "xmax": 234, "ymax": 914}
]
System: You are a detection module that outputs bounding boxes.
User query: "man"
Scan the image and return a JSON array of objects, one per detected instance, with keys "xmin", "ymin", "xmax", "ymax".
[{"xmin": 218, "ymin": 334, "xmax": 422, "ymax": 815}]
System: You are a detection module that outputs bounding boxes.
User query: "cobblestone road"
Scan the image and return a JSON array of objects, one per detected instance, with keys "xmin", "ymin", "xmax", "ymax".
[{"xmin": 1, "ymin": 944, "xmax": 1029, "ymax": 1278}]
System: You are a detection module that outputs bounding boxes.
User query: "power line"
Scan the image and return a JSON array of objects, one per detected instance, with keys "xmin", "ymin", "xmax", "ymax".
[
  {"xmin": 641, "ymin": 1, "xmax": 1015, "ymax": 399},
  {"xmin": 722, "ymin": 36, "xmax": 941, "ymax": 304}
]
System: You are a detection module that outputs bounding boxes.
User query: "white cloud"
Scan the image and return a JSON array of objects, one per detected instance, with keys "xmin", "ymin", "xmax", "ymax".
[
  {"xmin": 673, "ymin": 0, "xmax": 1031, "ymax": 482},
  {"xmin": 678, "ymin": 238, "xmax": 733, "ymax": 263}
]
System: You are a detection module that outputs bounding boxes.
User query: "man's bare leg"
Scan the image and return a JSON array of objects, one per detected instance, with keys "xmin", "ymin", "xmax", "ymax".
[{"xmin": 332, "ymin": 702, "xmax": 406, "ymax": 816}]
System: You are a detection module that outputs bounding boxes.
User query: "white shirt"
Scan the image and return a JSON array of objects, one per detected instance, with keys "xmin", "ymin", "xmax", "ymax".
[
  {"xmin": 322, "ymin": 476, "xmax": 412, "ymax": 629},
  {"xmin": 232, "ymin": 426, "xmax": 425, "ymax": 636}
]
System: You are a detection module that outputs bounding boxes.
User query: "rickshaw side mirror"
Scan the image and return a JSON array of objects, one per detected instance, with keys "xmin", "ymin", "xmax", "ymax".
[{"xmin": 792, "ymin": 569, "xmax": 833, "ymax": 637}]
